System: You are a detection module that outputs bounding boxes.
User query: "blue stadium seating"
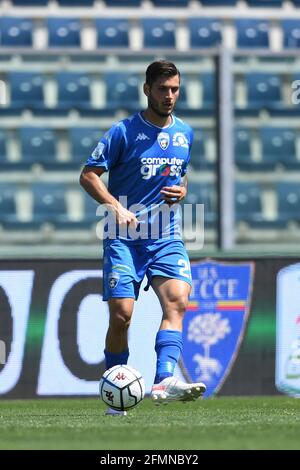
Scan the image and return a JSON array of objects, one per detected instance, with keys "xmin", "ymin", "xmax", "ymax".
[
  {"xmin": 104, "ymin": 0, "xmax": 142, "ymax": 5},
  {"xmin": 200, "ymin": 0, "xmax": 237, "ymax": 5},
  {"xmin": 0, "ymin": 184, "xmax": 18, "ymax": 226},
  {"xmin": 83, "ymin": 192, "xmax": 101, "ymax": 224},
  {"xmin": 8, "ymin": 72, "xmax": 45, "ymax": 110},
  {"xmin": 200, "ymin": 73, "xmax": 216, "ymax": 109},
  {"xmin": 57, "ymin": 0, "xmax": 95, "ymax": 5},
  {"xmin": 261, "ymin": 127, "xmax": 298, "ymax": 170},
  {"xmin": 69, "ymin": 127, "xmax": 102, "ymax": 166},
  {"xmin": 236, "ymin": 19, "xmax": 270, "ymax": 48},
  {"xmin": 151, "ymin": 0, "xmax": 189, "ymax": 5},
  {"xmin": 188, "ymin": 18, "xmax": 222, "ymax": 48},
  {"xmin": 19, "ymin": 127, "xmax": 57, "ymax": 169},
  {"xmin": 0, "ymin": 130, "xmax": 7, "ymax": 165},
  {"xmin": 32, "ymin": 183, "xmax": 69, "ymax": 225},
  {"xmin": 289, "ymin": 0, "xmax": 300, "ymax": 5},
  {"xmin": 190, "ymin": 128, "xmax": 216, "ymax": 170},
  {"xmin": 56, "ymin": 72, "xmax": 91, "ymax": 110},
  {"xmin": 245, "ymin": 73, "xmax": 282, "ymax": 110},
  {"xmin": 95, "ymin": 18, "xmax": 129, "ymax": 48},
  {"xmin": 0, "ymin": 17, "xmax": 33, "ymax": 47},
  {"xmin": 47, "ymin": 18, "xmax": 81, "ymax": 48},
  {"xmin": 277, "ymin": 182, "xmax": 300, "ymax": 226},
  {"xmin": 246, "ymin": 0, "xmax": 283, "ymax": 6},
  {"xmin": 235, "ymin": 182, "xmax": 265, "ymax": 226},
  {"xmin": 142, "ymin": 19, "xmax": 176, "ymax": 48},
  {"xmin": 104, "ymin": 72, "xmax": 140, "ymax": 112},
  {"xmin": 282, "ymin": 20, "xmax": 300, "ymax": 48},
  {"xmin": 234, "ymin": 127, "xmax": 253, "ymax": 171},
  {"xmin": 11, "ymin": 1, "xmax": 49, "ymax": 5},
  {"xmin": 185, "ymin": 182, "xmax": 216, "ymax": 228}
]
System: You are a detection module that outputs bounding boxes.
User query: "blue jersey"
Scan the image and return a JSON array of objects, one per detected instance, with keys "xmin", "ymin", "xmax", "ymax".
[{"xmin": 85, "ymin": 112, "xmax": 193, "ymax": 241}]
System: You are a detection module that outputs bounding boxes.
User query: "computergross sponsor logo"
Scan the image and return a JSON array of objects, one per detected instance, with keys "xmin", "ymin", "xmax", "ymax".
[{"xmin": 140, "ymin": 156, "xmax": 184, "ymax": 180}]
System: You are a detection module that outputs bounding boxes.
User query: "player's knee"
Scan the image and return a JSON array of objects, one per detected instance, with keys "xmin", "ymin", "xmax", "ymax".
[
  {"xmin": 110, "ymin": 310, "xmax": 132, "ymax": 331},
  {"xmin": 168, "ymin": 294, "xmax": 188, "ymax": 317}
]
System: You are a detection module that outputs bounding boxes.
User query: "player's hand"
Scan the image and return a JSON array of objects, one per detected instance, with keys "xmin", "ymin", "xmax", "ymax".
[
  {"xmin": 113, "ymin": 205, "xmax": 139, "ymax": 228},
  {"xmin": 160, "ymin": 185, "xmax": 187, "ymax": 205}
]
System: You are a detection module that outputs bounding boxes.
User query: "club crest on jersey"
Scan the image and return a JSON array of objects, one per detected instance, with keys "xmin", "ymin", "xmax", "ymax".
[
  {"xmin": 173, "ymin": 132, "xmax": 189, "ymax": 148},
  {"xmin": 91, "ymin": 142, "xmax": 105, "ymax": 160},
  {"xmin": 157, "ymin": 132, "xmax": 170, "ymax": 150},
  {"xmin": 108, "ymin": 272, "xmax": 120, "ymax": 289},
  {"xmin": 180, "ymin": 259, "xmax": 254, "ymax": 398}
]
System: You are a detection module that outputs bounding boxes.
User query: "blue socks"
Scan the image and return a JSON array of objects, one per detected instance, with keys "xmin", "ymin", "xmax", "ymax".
[
  {"xmin": 154, "ymin": 330, "xmax": 183, "ymax": 384},
  {"xmin": 104, "ymin": 349, "xmax": 129, "ymax": 370}
]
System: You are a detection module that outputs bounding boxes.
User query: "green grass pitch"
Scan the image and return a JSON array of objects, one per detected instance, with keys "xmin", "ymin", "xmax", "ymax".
[{"xmin": 0, "ymin": 396, "xmax": 300, "ymax": 450}]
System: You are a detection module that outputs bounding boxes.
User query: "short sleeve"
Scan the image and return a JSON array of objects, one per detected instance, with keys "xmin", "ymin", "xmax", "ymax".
[{"xmin": 84, "ymin": 123, "xmax": 125, "ymax": 170}]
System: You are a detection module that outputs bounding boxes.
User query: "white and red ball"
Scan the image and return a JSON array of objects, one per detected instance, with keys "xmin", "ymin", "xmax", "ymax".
[{"xmin": 99, "ymin": 364, "xmax": 145, "ymax": 411}]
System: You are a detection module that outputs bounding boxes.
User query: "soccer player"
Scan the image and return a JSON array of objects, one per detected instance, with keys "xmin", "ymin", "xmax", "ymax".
[{"xmin": 80, "ymin": 60, "xmax": 206, "ymax": 415}]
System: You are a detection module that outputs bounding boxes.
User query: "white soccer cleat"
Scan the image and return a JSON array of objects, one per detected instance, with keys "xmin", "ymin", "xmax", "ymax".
[
  {"xmin": 105, "ymin": 407, "xmax": 127, "ymax": 416},
  {"xmin": 151, "ymin": 376, "xmax": 206, "ymax": 405}
]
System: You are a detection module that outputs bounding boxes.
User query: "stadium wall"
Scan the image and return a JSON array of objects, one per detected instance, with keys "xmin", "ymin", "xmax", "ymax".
[{"xmin": 0, "ymin": 257, "xmax": 297, "ymax": 398}]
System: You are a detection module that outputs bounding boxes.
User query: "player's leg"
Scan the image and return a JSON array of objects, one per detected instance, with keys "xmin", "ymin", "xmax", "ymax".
[
  {"xmin": 146, "ymin": 239, "xmax": 206, "ymax": 403},
  {"xmin": 104, "ymin": 298, "xmax": 134, "ymax": 417},
  {"xmin": 104, "ymin": 297, "xmax": 134, "ymax": 369},
  {"xmin": 151, "ymin": 276, "xmax": 206, "ymax": 403}
]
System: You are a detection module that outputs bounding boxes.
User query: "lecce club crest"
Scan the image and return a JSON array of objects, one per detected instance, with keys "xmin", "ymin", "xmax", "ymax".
[
  {"xmin": 180, "ymin": 259, "xmax": 255, "ymax": 398},
  {"xmin": 157, "ymin": 132, "xmax": 170, "ymax": 150}
]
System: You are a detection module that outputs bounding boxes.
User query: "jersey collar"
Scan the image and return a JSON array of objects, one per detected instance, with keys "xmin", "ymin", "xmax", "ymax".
[{"xmin": 138, "ymin": 112, "xmax": 175, "ymax": 130}]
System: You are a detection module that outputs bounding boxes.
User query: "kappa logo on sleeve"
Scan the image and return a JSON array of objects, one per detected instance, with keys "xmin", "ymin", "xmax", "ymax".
[{"xmin": 91, "ymin": 142, "xmax": 106, "ymax": 160}]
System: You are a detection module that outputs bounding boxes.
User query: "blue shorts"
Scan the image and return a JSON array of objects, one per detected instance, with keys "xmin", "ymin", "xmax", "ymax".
[{"xmin": 102, "ymin": 238, "xmax": 192, "ymax": 301}]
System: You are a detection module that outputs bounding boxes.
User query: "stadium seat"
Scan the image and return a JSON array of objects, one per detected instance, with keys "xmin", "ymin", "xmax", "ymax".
[
  {"xmin": 104, "ymin": 0, "xmax": 142, "ymax": 5},
  {"xmin": 190, "ymin": 128, "xmax": 216, "ymax": 170},
  {"xmin": 235, "ymin": 19, "xmax": 270, "ymax": 48},
  {"xmin": 185, "ymin": 182, "xmax": 216, "ymax": 228},
  {"xmin": 142, "ymin": 19, "xmax": 176, "ymax": 48},
  {"xmin": 200, "ymin": 0, "xmax": 237, "ymax": 5},
  {"xmin": 83, "ymin": 192, "xmax": 101, "ymax": 225},
  {"xmin": 104, "ymin": 72, "xmax": 140, "ymax": 112},
  {"xmin": 11, "ymin": 0, "xmax": 49, "ymax": 5},
  {"xmin": 56, "ymin": 72, "xmax": 91, "ymax": 110},
  {"xmin": 57, "ymin": 0, "xmax": 95, "ymax": 5},
  {"xmin": 246, "ymin": 0, "xmax": 283, "ymax": 5},
  {"xmin": 188, "ymin": 18, "xmax": 222, "ymax": 48},
  {"xmin": 47, "ymin": 18, "xmax": 81, "ymax": 48},
  {"xmin": 8, "ymin": 72, "xmax": 45, "ymax": 110},
  {"xmin": 19, "ymin": 127, "xmax": 57, "ymax": 169},
  {"xmin": 32, "ymin": 183, "xmax": 69, "ymax": 225},
  {"xmin": 260, "ymin": 127, "xmax": 298, "ymax": 170},
  {"xmin": 234, "ymin": 127, "xmax": 254, "ymax": 171},
  {"xmin": 235, "ymin": 182, "xmax": 264, "ymax": 226},
  {"xmin": 151, "ymin": 0, "xmax": 189, "ymax": 5},
  {"xmin": 282, "ymin": 20, "xmax": 300, "ymax": 48},
  {"xmin": 200, "ymin": 73, "xmax": 216, "ymax": 109},
  {"xmin": 0, "ymin": 17, "xmax": 33, "ymax": 47},
  {"xmin": 0, "ymin": 184, "xmax": 18, "ymax": 226},
  {"xmin": 0, "ymin": 130, "xmax": 7, "ymax": 165},
  {"xmin": 95, "ymin": 18, "xmax": 129, "ymax": 48},
  {"xmin": 277, "ymin": 182, "xmax": 300, "ymax": 226},
  {"xmin": 288, "ymin": 0, "xmax": 300, "ymax": 5},
  {"xmin": 245, "ymin": 73, "xmax": 282, "ymax": 110},
  {"xmin": 69, "ymin": 127, "xmax": 102, "ymax": 166}
]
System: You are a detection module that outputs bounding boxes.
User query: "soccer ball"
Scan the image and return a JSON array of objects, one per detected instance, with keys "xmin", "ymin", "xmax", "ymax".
[{"xmin": 99, "ymin": 364, "xmax": 145, "ymax": 411}]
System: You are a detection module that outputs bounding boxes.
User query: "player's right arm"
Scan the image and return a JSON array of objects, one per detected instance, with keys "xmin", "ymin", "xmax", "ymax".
[{"xmin": 79, "ymin": 166, "xmax": 138, "ymax": 227}]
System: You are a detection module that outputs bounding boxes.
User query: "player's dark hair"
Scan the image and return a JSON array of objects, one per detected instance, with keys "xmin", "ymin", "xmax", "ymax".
[{"xmin": 145, "ymin": 60, "xmax": 180, "ymax": 87}]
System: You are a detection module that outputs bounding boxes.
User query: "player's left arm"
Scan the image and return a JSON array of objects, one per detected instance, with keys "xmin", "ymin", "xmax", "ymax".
[{"xmin": 160, "ymin": 175, "xmax": 187, "ymax": 204}]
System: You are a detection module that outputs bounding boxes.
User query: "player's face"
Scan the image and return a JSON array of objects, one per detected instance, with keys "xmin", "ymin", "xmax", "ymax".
[{"xmin": 144, "ymin": 75, "xmax": 180, "ymax": 118}]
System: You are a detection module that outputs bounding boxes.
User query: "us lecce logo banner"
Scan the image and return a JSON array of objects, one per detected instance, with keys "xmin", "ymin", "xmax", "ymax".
[{"xmin": 180, "ymin": 259, "xmax": 255, "ymax": 398}]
